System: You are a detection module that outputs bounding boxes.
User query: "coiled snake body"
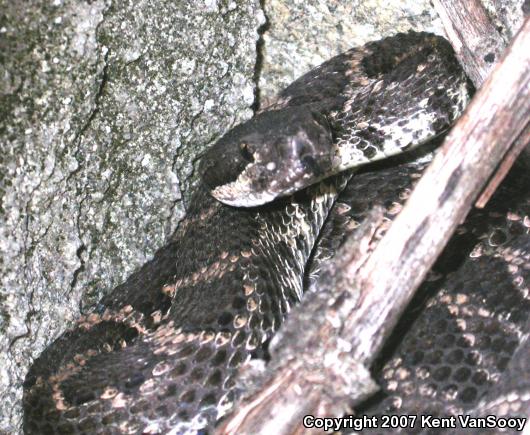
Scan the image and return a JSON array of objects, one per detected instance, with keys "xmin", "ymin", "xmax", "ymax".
[{"xmin": 23, "ymin": 32, "xmax": 530, "ymax": 434}]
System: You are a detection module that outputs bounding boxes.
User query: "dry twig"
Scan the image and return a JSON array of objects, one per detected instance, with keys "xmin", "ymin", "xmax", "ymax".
[
  {"xmin": 475, "ymin": 125, "xmax": 530, "ymax": 208},
  {"xmin": 432, "ymin": 0, "xmax": 529, "ymax": 206},
  {"xmin": 432, "ymin": 0, "xmax": 505, "ymax": 86}
]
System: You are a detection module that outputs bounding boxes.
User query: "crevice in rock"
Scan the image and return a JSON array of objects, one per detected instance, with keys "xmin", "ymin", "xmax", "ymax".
[
  {"xmin": 71, "ymin": 186, "xmax": 91, "ymax": 313},
  {"xmin": 251, "ymin": 0, "xmax": 270, "ymax": 113},
  {"xmin": 63, "ymin": 17, "xmax": 111, "ymax": 308},
  {"xmin": 70, "ymin": 244, "xmax": 87, "ymax": 299},
  {"xmin": 65, "ymin": 47, "xmax": 110, "ymax": 185}
]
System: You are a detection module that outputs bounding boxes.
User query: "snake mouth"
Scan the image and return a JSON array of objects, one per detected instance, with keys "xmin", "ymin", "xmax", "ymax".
[
  {"xmin": 210, "ymin": 175, "xmax": 279, "ymax": 207},
  {"xmin": 209, "ymin": 150, "xmax": 332, "ymax": 207}
]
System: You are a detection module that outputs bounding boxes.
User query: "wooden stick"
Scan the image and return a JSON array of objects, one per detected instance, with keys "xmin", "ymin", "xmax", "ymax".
[
  {"xmin": 475, "ymin": 124, "xmax": 529, "ymax": 208},
  {"xmin": 433, "ymin": 0, "xmax": 528, "ymax": 208},
  {"xmin": 432, "ymin": 0, "xmax": 505, "ymax": 86},
  {"xmin": 216, "ymin": 16, "xmax": 530, "ymax": 435}
]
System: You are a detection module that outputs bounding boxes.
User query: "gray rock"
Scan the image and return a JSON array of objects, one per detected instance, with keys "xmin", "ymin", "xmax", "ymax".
[
  {"xmin": 488, "ymin": 0, "xmax": 528, "ymax": 39},
  {"xmin": 0, "ymin": 0, "xmax": 263, "ymax": 431},
  {"xmin": 257, "ymin": 0, "xmax": 528, "ymax": 105},
  {"xmin": 258, "ymin": 0, "xmax": 444, "ymax": 103}
]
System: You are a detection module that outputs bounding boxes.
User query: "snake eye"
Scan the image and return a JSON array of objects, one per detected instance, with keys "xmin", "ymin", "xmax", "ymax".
[
  {"xmin": 239, "ymin": 143, "xmax": 254, "ymax": 162},
  {"xmin": 300, "ymin": 155, "xmax": 322, "ymax": 176}
]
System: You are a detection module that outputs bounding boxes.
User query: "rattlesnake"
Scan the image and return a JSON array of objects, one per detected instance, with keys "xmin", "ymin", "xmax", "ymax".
[{"xmin": 23, "ymin": 32, "xmax": 529, "ymax": 434}]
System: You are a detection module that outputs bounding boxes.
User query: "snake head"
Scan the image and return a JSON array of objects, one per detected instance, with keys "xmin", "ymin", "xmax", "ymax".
[{"xmin": 200, "ymin": 107, "xmax": 334, "ymax": 207}]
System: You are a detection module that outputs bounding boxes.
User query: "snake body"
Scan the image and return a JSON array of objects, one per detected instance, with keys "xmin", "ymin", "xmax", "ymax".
[{"xmin": 22, "ymin": 32, "xmax": 530, "ymax": 434}]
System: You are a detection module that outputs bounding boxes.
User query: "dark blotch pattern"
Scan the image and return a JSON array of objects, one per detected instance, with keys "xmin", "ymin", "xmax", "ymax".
[{"xmin": 22, "ymin": 31, "xmax": 528, "ymax": 435}]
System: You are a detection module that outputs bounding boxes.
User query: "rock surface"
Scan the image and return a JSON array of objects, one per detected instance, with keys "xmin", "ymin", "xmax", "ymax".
[
  {"xmin": 488, "ymin": 0, "xmax": 528, "ymax": 39},
  {"xmin": 0, "ymin": 1, "xmax": 263, "ymax": 431},
  {"xmin": 258, "ymin": 0, "xmax": 444, "ymax": 103}
]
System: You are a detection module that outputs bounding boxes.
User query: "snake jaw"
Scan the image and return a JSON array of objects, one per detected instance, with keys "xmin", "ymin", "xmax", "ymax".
[
  {"xmin": 210, "ymin": 165, "xmax": 278, "ymax": 207},
  {"xmin": 209, "ymin": 152, "xmax": 329, "ymax": 207}
]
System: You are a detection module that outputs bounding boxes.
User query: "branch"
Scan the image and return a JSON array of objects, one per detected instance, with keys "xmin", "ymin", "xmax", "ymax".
[
  {"xmin": 432, "ymin": 0, "xmax": 506, "ymax": 86},
  {"xmin": 216, "ymin": 15, "xmax": 530, "ymax": 435},
  {"xmin": 433, "ymin": 0, "xmax": 529, "ymax": 208},
  {"xmin": 475, "ymin": 125, "xmax": 530, "ymax": 208}
]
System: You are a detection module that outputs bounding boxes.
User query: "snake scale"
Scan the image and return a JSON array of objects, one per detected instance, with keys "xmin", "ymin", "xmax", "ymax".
[{"xmin": 22, "ymin": 32, "xmax": 530, "ymax": 434}]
